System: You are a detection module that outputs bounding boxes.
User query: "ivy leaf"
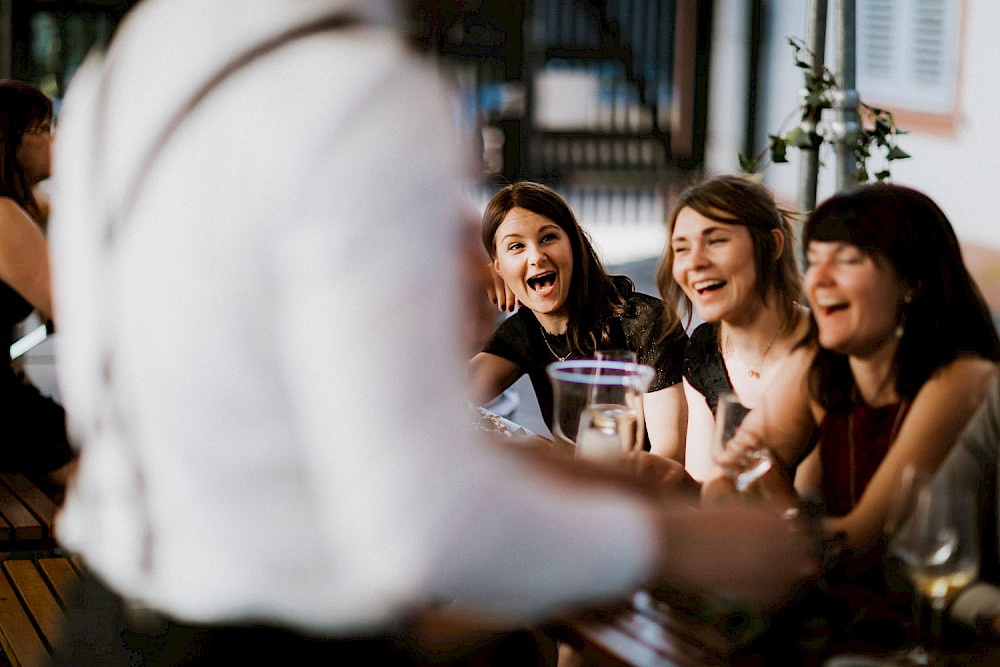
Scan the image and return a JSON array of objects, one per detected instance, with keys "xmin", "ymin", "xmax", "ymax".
[
  {"xmin": 853, "ymin": 166, "xmax": 869, "ymax": 183},
  {"xmin": 887, "ymin": 145, "xmax": 911, "ymax": 160},
  {"xmin": 739, "ymin": 153, "xmax": 758, "ymax": 173},
  {"xmin": 769, "ymin": 135, "xmax": 789, "ymax": 163},
  {"xmin": 785, "ymin": 127, "xmax": 820, "ymax": 149},
  {"xmin": 875, "ymin": 170, "xmax": 892, "ymax": 181}
]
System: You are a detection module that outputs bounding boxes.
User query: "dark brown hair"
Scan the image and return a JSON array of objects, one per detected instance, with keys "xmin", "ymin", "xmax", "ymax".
[
  {"xmin": 0, "ymin": 80, "xmax": 52, "ymax": 221},
  {"xmin": 803, "ymin": 183, "xmax": 1000, "ymax": 411},
  {"xmin": 482, "ymin": 181, "xmax": 643, "ymax": 355}
]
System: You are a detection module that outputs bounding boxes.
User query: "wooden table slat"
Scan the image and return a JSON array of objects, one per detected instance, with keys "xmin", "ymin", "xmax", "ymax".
[
  {"xmin": 37, "ymin": 558, "xmax": 81, "ymax": 608},
  {"xmin": 3, "ymin": 560, "xmax": 66, "ymax": 651},
  {"xmin": 0, "ymin": 564, "xmax": 49, "ymax": 667},
  {"xmin": 0, "ymin": 474, "xmax": 57, "ymax": 531},
  {"xmin": 0, "ymin": 486, "xmax": 41, "ymax": 542}
]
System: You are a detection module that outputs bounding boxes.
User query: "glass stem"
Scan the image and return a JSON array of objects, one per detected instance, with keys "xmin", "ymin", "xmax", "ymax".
[{"xmin": 929, "ymin": 596, "xmax": 946, "ymax": 658}]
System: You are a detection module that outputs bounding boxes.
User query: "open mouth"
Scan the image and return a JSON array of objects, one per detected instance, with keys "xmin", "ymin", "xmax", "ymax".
[
  {"xmin": 692, "ymin": 279, "xmax": 726, "ymax": 295},
  {"xmin": 527, "ymin": 271, "xmax": 557, "ymax": 292},
  {"xmin": 814, "ymin": 296, "xmax": 849, "ymax": 315}
]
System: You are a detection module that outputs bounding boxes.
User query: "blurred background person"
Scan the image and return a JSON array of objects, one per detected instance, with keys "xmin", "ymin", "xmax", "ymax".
[
  {"xmin": 656, "ymin": 174, "xmax": 808, "ymax": 480},
  {"xmin": 0, "ymin": 79, "xmax": 74, "ymax": 485},
  {"xmin": 472, "ymin": 181, "xmax": 688, "ymax": 461},
  {"xmin": 48, "ymin": 0, "xmax": 815, "ymax": 663}
]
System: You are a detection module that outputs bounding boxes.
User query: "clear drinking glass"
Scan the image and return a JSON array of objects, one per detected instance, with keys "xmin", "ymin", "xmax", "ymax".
[
  {"xmin": 711, "ymin": 392, "xmax": 773, "ymax": 491},
  {"xmin": 546, "ymin": 359, "xmax": 654, "ymax": 461},
  {"xmin": 889, "ymin": 471, "xmax": 979, "ymax": 665},
  {"xmin": 595, "ymin": 349, "xmax": 638, "ymax": 364}
]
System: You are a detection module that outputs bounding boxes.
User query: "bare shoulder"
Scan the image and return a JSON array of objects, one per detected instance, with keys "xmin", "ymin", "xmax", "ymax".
[
  {"xmin": 918, "ymin": 355, "xmax": 998, "ymax": 410},
  {"xmin": 0, "ymin": 197, "xmax": 36, "ymax": 228}
]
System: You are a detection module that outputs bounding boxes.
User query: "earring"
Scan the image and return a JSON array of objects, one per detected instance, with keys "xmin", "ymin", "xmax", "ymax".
[{"xmin": 895, "ymin": 293, "xmax": 914, "ymax": 339}]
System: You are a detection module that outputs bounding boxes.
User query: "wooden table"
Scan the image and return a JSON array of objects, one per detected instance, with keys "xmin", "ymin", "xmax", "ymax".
[
  {"xmin": 555, "ymin": 590, "xmax": 1000, "ymax": 667},
  {"xmin": 0, "ymin": 474, "xmax": 59, "ymax": 552}
]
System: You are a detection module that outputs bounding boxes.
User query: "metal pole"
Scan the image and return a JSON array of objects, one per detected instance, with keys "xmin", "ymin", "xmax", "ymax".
[
  {"xmin": 797, "ymin": 0, "xmax": 827, "ymax": 215},
  {"xmin": 833, "ymin": 0, "xmax": 859, "ymax": 191}
]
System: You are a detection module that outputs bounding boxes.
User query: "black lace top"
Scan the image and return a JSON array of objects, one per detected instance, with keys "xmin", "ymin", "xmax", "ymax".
[
  {"xmin": 683, "ymin": 322, "xmax": 735, "ymax": 416},
  {"xmin": 483, "ymin": 291, "xmax": 686, "ymax": 438}
]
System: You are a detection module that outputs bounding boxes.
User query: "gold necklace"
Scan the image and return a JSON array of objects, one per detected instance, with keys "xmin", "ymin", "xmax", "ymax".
[
  {"xmin": 726, "ymin": 326, "xmax": 782, "ymax": 379},
  {"xmin": 539, "ymin": 324, "xmax": 570, "ymax": 361},
  {"xmin": 846, "ymin": 398, "xmax": 908, "ymax": 507}
]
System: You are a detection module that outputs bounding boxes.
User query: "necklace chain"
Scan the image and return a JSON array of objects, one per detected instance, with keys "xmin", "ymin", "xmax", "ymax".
[
  {"xmin": 725, "ymin": 325, "xmax": 782, "ymax": 380},
  {"xmin": 539, "ymin": 324, "xmax": 570, "ymax": 362}
]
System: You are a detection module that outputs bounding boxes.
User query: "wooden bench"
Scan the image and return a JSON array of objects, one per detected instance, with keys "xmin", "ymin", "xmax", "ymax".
[
  {"xmin": 0, "ymin": 556, "xmax": 80, "ymax": 666},
  {"xmin": 0, "ymin": 474, "xmax": 58, "ymax": 551}
]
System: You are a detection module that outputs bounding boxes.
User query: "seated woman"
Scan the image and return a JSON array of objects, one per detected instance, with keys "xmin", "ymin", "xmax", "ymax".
[
  {"xmin": 0, "ymin": 81, "xmax": 74, "ymax": 483},
  {"xmin": 656, "ymin": 175, "xmax": 810, "ymax": 480},
  {"xmin": 469, "ymin": 181, "xmax": 688, "ymax": 460},
  {"xmin": 715, "ymin": 183, "xmax": 999, "ymax": 558}
]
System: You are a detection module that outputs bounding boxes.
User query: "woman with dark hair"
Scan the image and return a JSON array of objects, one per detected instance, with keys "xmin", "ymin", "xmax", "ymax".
[
  {"xmin": 716, "ymin": 183, "xmax": 999, "ymax": 554},
  {"xmin": 0, "ymin": 80, "xmax": 74, "ymax": 480},
  {"xmin": 470, "ymin": 181, "xmax": 688, "ymax": 460},
  {"xmin": 657, "ymin": 175, "xmax": 810, "ymax": 479}
]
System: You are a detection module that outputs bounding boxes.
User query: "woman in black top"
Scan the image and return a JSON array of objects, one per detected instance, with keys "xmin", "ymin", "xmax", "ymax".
[
  {"xmin": 656, "ymin": 175, "xmax": 809, "ymax": 479},
  {"xmin": 0, "ymin": 81, "xmax": 74, "ymax": 479},
  {"xmin": 470, "ymin": 181, "xmax": 688, "ymax": 460}
]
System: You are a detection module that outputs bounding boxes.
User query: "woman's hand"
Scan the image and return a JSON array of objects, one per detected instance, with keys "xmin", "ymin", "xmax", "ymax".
[
  {"xmin": 486, "ymin": 263, "xmax": 518, "ymax": 313},
  {"xmin": 620, "ymin": 451, "xmax": 701, "ymax": 502},
  {"xmin": 702, "ymin": 428, "xmax": 799, "ymax": 512}
]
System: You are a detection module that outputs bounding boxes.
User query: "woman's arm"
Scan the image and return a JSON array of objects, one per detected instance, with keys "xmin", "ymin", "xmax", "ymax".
[
  {"xmin": 681, "ymin": 379, "xmax": 715, "ymax": 481},
  {"xmin": 0, "ymin": 198, "xmax": 53, "ymax": 319},
  {"xmin": 830, "ymin": 356, "xmax": 998, "ymax": 551},
  {"xmin": 468, "ymin": 352, "xmax": 522, "ymax": 407},
  {"xmin": 644, "ymin": 383, "xmax": 687, "ymax": 463},
  {"xmin": 701, "ymin": 345, "xmax": 820, "ymax": 508}
]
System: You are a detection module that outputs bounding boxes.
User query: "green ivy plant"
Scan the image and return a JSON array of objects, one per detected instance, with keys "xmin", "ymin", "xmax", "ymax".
[{"xmin": 739, "ymin": 37, "xmax": 910, "ymax": 182}]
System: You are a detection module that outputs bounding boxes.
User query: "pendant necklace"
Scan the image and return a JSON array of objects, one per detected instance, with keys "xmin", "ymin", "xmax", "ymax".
[
  {"xmin": 726, "ymin": 326, "xmax": 782, "ymax": 379},
  {"xmin": 539, "ymin": 323, "xmax": 570, "ymax": 361}
]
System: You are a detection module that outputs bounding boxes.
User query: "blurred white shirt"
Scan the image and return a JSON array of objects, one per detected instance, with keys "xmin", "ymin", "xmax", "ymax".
[{"xmin": 49, "ymin": 0, "xmax": 654, "ymax": 634}]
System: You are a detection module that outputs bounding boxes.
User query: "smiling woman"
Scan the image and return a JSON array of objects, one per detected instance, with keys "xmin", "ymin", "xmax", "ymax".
[
  {"xmin": 469, "ymin": 181, "xmax": 689, "ymax": 461},
  {"xmin": 715, "ymin": 183, "xmax": 1000, "ymax": 553},
  {"xmin": 655, "ymin": 175, "xmax": 809, "ymax": 480}
]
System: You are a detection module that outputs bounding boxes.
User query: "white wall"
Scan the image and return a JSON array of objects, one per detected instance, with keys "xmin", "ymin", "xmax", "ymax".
[{"xmin": 704, "ymin": 0, "xmax": 1000, "ymax": 251}]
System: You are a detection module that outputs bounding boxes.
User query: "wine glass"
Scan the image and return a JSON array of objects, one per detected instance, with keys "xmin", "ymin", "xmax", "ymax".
[
  {"xmin": 595, "ymin": 349, "xmax": 638, "ymax": 364},
  {"xmin": 711, "ymin": 392, "xmax": 773, "ymax": 491},
  {"xmin": 889, "ymin": 472, "xmax": 979, "ymax": 665}
]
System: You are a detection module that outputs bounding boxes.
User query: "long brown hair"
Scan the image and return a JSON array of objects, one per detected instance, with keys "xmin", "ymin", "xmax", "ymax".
[
  {"xmin": 482, "ymin": 181, "xmax": 639, "ymax": 355},
  {"xmin": 803, "ymin": 183, "xmax": 1000, "ymax": 411},
  {"xmin": 0, "ymin": 80, "xmax": 52, "ymax": 221},
  {"xmin": 656, "ymin": 174, "xmax": 802, "ymax": 336}
]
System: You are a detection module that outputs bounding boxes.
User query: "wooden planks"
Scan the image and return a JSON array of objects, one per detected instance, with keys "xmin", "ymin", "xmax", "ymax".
[
  {"xmin": 0, "ymin": 474, "xmax": 58, "ymax": 547},
  {"xmin": 0, "ymin": 557, "xmax": 81, "ymax": 667}
]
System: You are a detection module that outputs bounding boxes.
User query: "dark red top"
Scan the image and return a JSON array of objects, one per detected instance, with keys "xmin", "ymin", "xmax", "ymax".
[{"xmin": 820, "ymin": 400, "xmax": 910, "ymax": 517}]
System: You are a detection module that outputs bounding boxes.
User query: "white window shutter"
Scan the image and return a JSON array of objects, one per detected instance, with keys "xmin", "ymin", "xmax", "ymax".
[{"xmin": 856, "ymin": 0, "xmax": 961, "ymax": 114}]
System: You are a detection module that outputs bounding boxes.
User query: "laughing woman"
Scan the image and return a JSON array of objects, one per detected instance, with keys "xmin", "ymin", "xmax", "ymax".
[
  {"xmin": 657, "ymin": 175, "xmax": 810, "ymax": 480},
  {"xmin": 469, "ymin": 181, "xmax": 688, "ymax": 460},
  {"xmin": 717, "ymin": 183, "xmax": 999, "ymax": 555}
]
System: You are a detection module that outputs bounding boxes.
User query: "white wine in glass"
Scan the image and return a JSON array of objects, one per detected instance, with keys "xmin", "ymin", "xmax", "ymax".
[{"xmin": 890, "ymin": 477, "xmax": 979, "ymax": 665}]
